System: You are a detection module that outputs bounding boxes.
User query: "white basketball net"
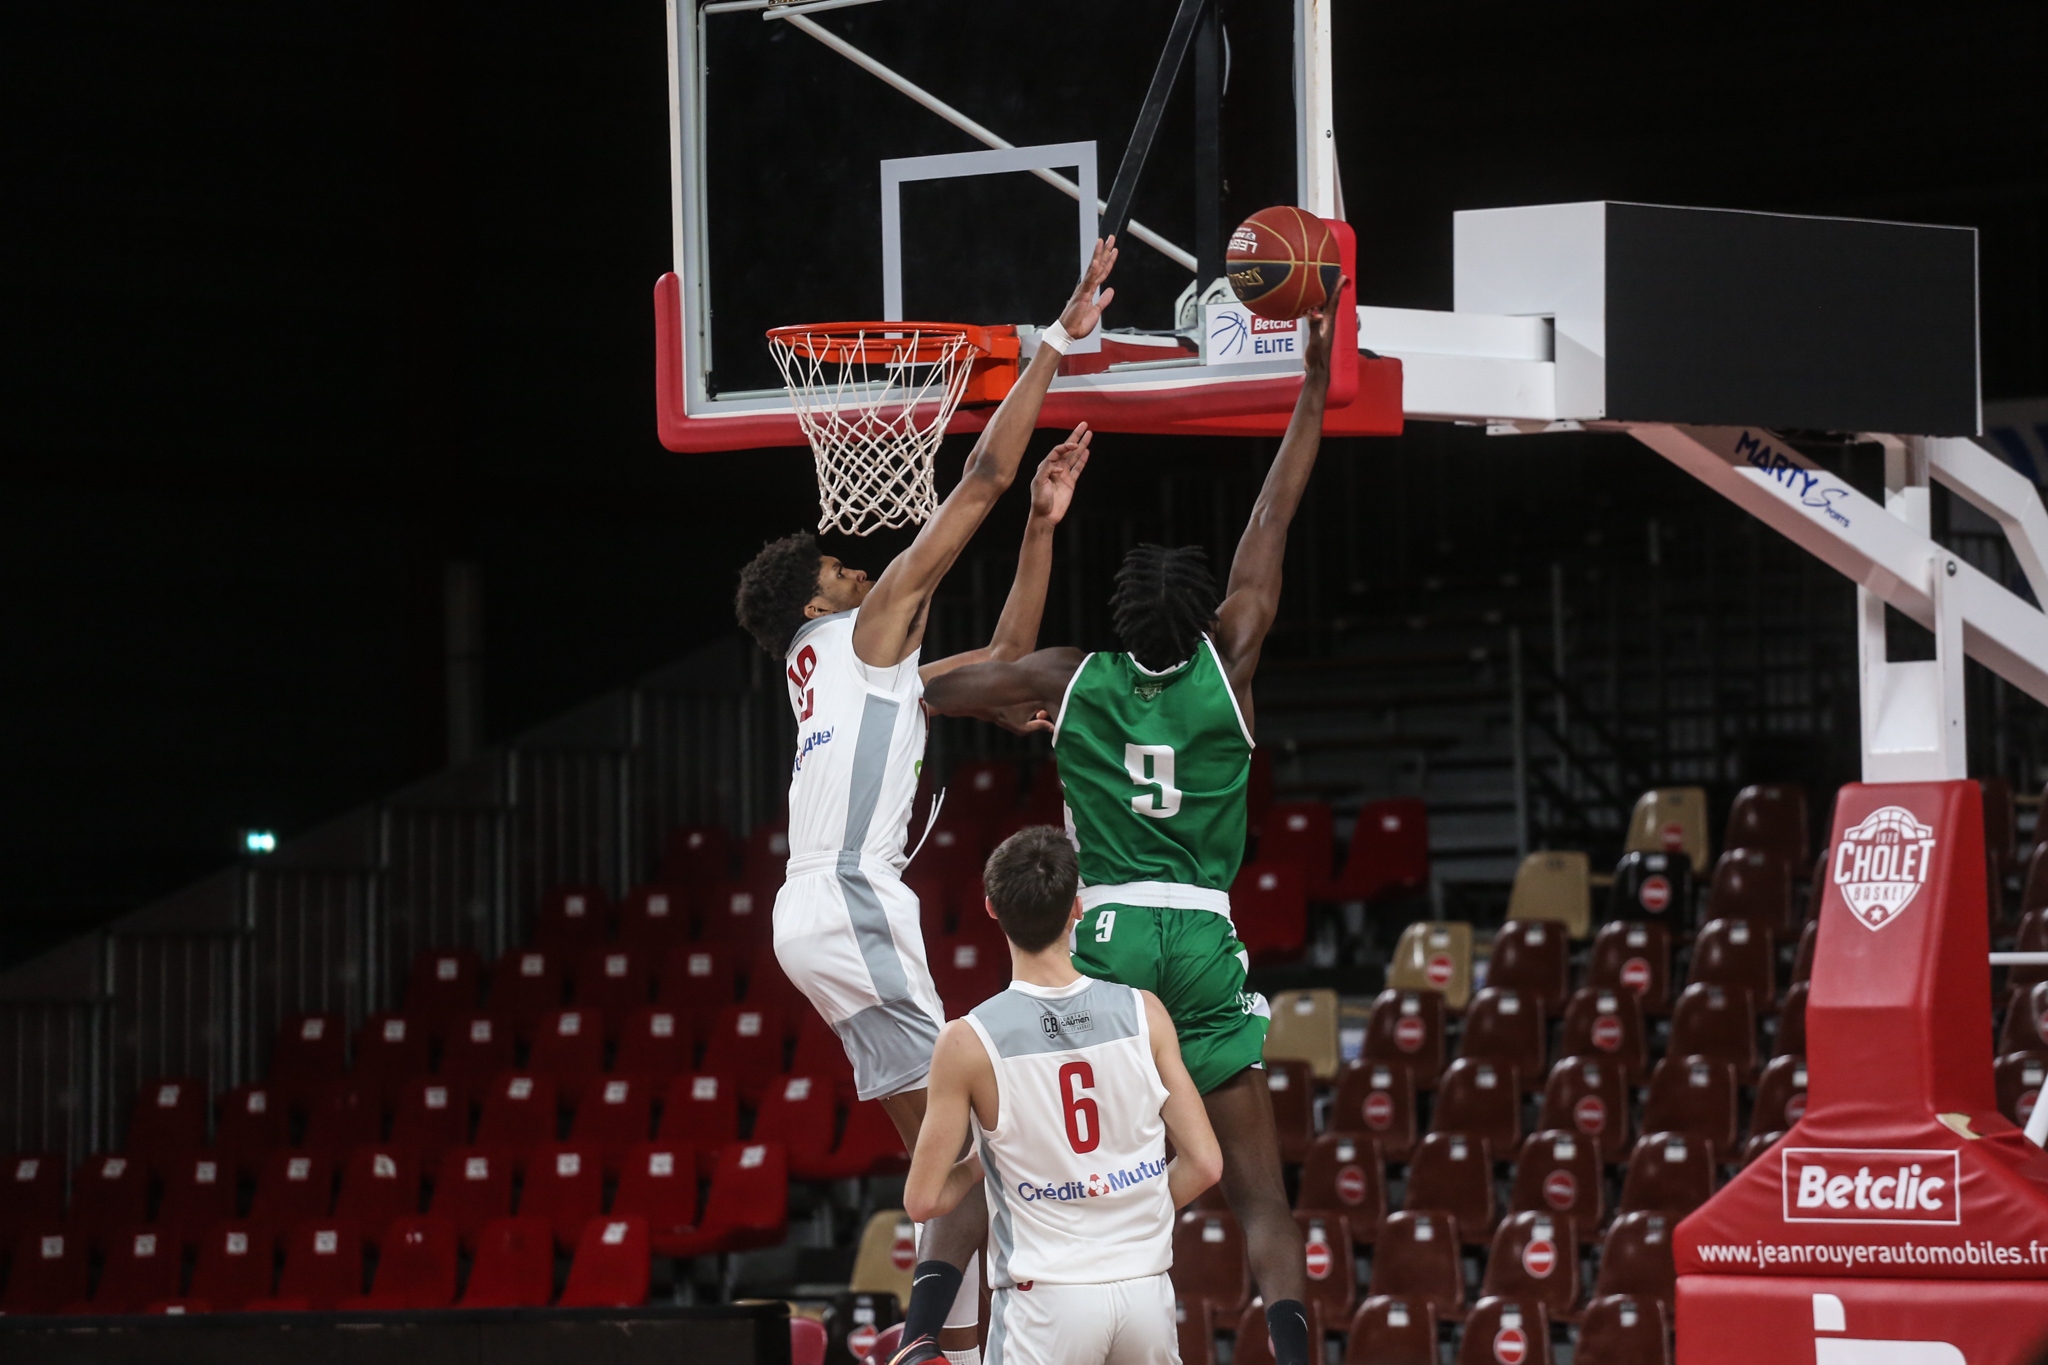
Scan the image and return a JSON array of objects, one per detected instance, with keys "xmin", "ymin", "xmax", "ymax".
[{"xmin": 769, "ymin": 325, "xmax": 980, "ymax": 536}]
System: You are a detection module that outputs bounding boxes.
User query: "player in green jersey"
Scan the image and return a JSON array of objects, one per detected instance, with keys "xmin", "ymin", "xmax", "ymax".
[{"xmin": 921, "ymin": 280, "xmax": 1346, "ymax": 1365}]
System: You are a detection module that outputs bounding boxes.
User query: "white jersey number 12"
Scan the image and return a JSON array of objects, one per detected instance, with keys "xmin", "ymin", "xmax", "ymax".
[{"xmin": 1124, "ymin": 744, "xmax": 1181, "ymax": 819}]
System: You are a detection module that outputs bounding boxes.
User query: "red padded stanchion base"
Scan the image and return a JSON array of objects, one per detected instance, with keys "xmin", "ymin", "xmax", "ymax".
[{"xmin": 1678, "ymin": 1274, "xmax": 2048, "ymax": 1363}]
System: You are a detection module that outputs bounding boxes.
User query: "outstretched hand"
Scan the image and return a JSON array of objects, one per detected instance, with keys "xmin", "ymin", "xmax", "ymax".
[
  {"xmin": 1029, "ymin": 423, "xmax": 1093, "ymax": 525},
  {"xmin": 1301, "ymin": 273, "xmax": 1350, "ymax": 375},
  {"xmin": 993, "ymin": 703, "xmax": 1055, "ymax": 736},
  {"xmin": 1056, "ymin": 237, "xmax": 1120, "ymax": 340}
]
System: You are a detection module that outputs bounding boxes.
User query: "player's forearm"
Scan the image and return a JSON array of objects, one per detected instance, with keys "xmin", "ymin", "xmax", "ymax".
[
  {"xmin": 1226, "ymin": 364, "xmax": 1330, "ymax": 598},
  {"xmin": 983, "ymin": 517, "xmax": 1057, "ymax": 660},
  {"xmin": 957, "ymin": 345, "xmax": 1061, "ymax": 493},
  {"xmin": 1165, "ymin": 1153, "xmax": 1220, "ymax": 1209}
]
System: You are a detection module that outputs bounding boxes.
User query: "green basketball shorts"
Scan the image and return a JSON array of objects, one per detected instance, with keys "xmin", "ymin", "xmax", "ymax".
[{"xmin": 1071, "ymin": 902, "xmax": 1270, "ymax": 1094}]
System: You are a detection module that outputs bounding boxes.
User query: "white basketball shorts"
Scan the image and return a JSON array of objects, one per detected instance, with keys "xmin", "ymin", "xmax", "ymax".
[
  {"xmin": 774, "ymin": 851, "xmax": 945, "ymax": 1101},
  {"xmin": 985, "ymin": 1273, "xmax": 1179, "ymax": 1365}
]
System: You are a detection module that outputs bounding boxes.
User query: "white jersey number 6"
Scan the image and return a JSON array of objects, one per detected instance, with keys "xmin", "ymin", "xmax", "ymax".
[{"xmin": 1124, "ymin": 744, "xmax": 1182, "ymax": 819}]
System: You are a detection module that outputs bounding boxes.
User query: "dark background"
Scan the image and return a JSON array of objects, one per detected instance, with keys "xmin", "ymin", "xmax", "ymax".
[{"xmin": 2, "ymin": 0, "xmax": 2043, "ymax": 965}]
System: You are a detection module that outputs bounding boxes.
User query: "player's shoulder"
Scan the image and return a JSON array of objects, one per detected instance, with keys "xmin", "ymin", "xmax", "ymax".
[
  {"xmin": 787, "ymin": 608, "xmax": 856, "ymax": 659},
  {"xmin": 969, "ymin": 977, "xmax": 1147, "ymax": 1056}
]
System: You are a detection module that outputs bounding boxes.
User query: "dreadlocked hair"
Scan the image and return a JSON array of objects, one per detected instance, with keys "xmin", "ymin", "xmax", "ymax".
[
  {"xmin": 1109, "ymin": 543, "xmax": 1220, "ymax": 672},
  {"xmin": 735, "ymin": 531, "xmax": 823, "ymax": 657}
]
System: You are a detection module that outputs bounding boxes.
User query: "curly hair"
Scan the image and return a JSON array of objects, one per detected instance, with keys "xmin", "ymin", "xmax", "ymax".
[
  {"xmin": 735, "ymin": 531, "xmax": 824, "ymax": 657},
  {"xmin": 1109, "ymin": 543, "xmax": 1220, "ymax": 671}
]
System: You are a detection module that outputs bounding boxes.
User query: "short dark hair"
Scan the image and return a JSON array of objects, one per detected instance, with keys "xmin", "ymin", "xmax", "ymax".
[
  {"xmin": 983, "ymin": 826, "xmax": 1080, "ymax": 953},
  {"xmin": 1109, "ymin": 543, "xmax": 1220, "ymax": 671},
  {"xmin": 735, "ymin": 531, "xmax": 823, "ymax": 657}
]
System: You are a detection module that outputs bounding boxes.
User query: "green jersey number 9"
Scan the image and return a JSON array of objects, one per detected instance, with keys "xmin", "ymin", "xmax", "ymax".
[{"xmin": 1123, "ymin": 743, "xmax": 1181, "ymax": 819}]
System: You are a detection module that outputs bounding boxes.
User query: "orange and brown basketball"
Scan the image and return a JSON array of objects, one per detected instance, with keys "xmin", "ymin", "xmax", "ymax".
[{"xmin": 1226, "ymin": 206, "xmax": 1341, "ymax": 320}]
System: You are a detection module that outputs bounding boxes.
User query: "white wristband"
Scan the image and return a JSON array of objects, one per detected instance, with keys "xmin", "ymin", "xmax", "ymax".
[{"xmin": 1040, "ymin": 321, "xmax": 1076, "ymax": 355}]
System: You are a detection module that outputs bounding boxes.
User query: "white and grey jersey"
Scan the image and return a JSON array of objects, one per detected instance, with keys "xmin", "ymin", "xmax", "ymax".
[
  {"xmin": 781, "ymin": 608, "xmax": 925, "ymax": 871},
  {"xmin": 964, "ymin": 977, "xmax": 1174, "ymax": 1288}
]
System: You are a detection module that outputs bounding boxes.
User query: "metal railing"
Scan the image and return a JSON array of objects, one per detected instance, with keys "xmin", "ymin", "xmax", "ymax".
[{"xmin": 0, "ymin": 637, "xmax": 788, "ymax": 1167}]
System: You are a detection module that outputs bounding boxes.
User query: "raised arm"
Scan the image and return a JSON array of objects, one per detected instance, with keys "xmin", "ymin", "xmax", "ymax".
[
  {"xmin": 1145, "ymin": 992, "xmax": 1223, "ymax": 1208},
  {"xmin": 851, "ymin": 239, "xmax": 1119, "ymax": 671},
  {"xmin": 921, "ymin": 647, "xmax": 1086, "ymax": 734},
  {"xmin": 1210, "ymin": 279, "xmax": 1348, "ymax": 721},
  {"xmin": 920, "ymin": 426, "xmax": 1092, "ymax": 685},
  {"xmin": 903, "ymin": 1021, "xmax": 994, "ymax": 1224}
]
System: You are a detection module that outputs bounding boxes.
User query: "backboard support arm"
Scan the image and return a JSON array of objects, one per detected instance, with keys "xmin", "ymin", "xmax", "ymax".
[{"xmin": 1101, "ymin": 0, "xmax": 1208, "ymax": 245}]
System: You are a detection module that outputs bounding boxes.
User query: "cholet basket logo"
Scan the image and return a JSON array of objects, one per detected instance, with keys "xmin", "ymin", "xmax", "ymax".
[{"xmin": 1832, "ymin": 805, "xmax": 1936, "ymax": 932}]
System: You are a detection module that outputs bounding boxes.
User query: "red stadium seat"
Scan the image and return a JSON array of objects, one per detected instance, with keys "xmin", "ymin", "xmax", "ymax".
[
  {"xmin": 1560, "ymin": 987, "xmax": 1649, "ymax": 1085},
  {"xmin": 1592, "ymin": 1211, "xmax": 1677, "ymax": 1307},
  {"xmin": 658, "ymin": 1142, "xmax": 789, "ymax": 1256},
  {"xmin": 1587, "ymin": 920, "xmax": 1674, "ymax": 1017},
  {"xmin": 1232, "ymin": 862, "xmax": 1308, "ymax": 963},
  {"xmin": 1538, "ymin": 1054, "xmax": 1632, "ymax": 1164},
  {"xmin": 1457, "ymin": 988, "xmax": 1546, "ymax": 1092},
  {"xmin": 1404, "ymin": 1132, "xmax": 1494, "ymax": 1246},
  {"xmin": 276, "ymin": 1219, "xmax": 366, "ymax": 1310},
  {"xmin": 1725, "ymin": 784, "xmax": 1809, "ymax": 864},
  {"xmin": 790, "ymin": 1013, "xmax": 860, "ymax": 1101},
  {"xmin": 461, "ymin": 1215, "xmax": 555, "ymax": 1307},
  {"xmin": 744, "ymin": 951, "xmax": 811, "ymax": 1018},
  {"xmin": 699, "ymin": 883, "xmax": 773, "ymax": 949},
  {"xmin": 1618, "ymin": 1133, "xmax": 1715, "ymax": 1219},
  {"xmin": 1367, "ymin": 1212, "xmax": 1463, "ymax": 1320},
  {"xmin": 389, "ymin": 1078, "xmax": 469, "ymax": 1169},
  {"xmin": 655, "ymin": 944, "xmax": 742, "ymax": 1025},
  {"xmin": 1331, "ymin": 1062, "xmax": 1418, "ymax": 1162},
  {"xmin": 93, "ymin": 1226, "xmax": 181, "ymax": 1313},
  {"xmin": 69, "ymin": 1152, "xmax": 150, "ymax": 1250},
  {"xmin": 523, "ymin": 1144, "xmax": 606, "ymax": 1250},
  {"xmin": 158, "ymin": 1153, "xmax": 237, "ymax": 1246},
  {"xmin": 802, "ymin": 1099, "xmax": 911, "ymax": 1180},
  {"xmin": 441, "ymin": 1011, "xmax": 517, "ymax": 1093},
  {"xmin": 1995, "ymin": 1052, "xmax": 2045, "ymax": 1129},
  {"xmin": 1999, "ymin": 981, "xmax": 2048, "ymax": 1055},
  {"xmin": 1790, "ymin": 919, "xmax": 1818, "ymax": 986},
  {"xmin": 1509, "ymin": 1129, "xmax": 1605, "ymax": 1242},
  {"xmin": 190, "ymin": 1222, "xmax": 274, "ymax": 1311},
  {"xmin": 489, "ymin": 948, "xmax": 568, "ymax": 1040},
  {"xmin": 1685, "ymin": 918, "xmax": 1775, "ymax": 1011},
  {"xmin": 1231, "ymin": 1298, "xmax": 1327, "ymax": 1365},
  {"xmin": 0, "ymin": 1153, "xmax": 68, "ymax": 1248},
  {"xmin": 334, "ymin": 1145, "xmax": 422, "ymax": 1246},
  {"xmin": 1298, "ymin": 1135, "xmax": 1385, "ymax": 1238},
  {"xmin": 1668, "ymin": 983, "xmax": 1759, "ymax": 1078},
  {"xmin": 475, "ymin": 1072, "xmax": 560, "ymax": 1153},
  {"xmin": 300, "ymin": 1080, "xmax": 384, "ymax": 1157},
  {"xmin": 1481, "ymin": 1210, "xmax": 1579, "ymax": 1321},
  {"xmin": 1265, "ymin": 1059, "xmax": 1316, "ymax": 1164},
  {"xmin": 402, "ymin": 947, "xmax": 483, "ymax": 1036},
  {"xmin": 613, "ymin": 1143, "xmax": 699, "ymax": 1253},
  {"xmin": 572, "ymin": 1076, "xmax": 655, "ymax": 1174},
  {"xmin": 1171, "ymin": 1209, "xmax": 1250, "ymax": 1313},
  {"xmin": 1738, "ymin": 1132, "xmax": 1786, "ymax": 1169},
  {"xmin": 659, "ymin": 1073, "xmax": 741, "ymax": 1164},
  {"xmin": 661, "ymin": 824, "xmax": 732, "ymax": 887},
  {"xmin": 1771, "ymin": 978, "xmax": 1804, "ymax": 1057},
  {"xmin": 700, "ymin": 1006, "xmax": 787, "ymax": 1099},
  {"xmin": 1334, "ymin": 798, "xmax": 1431, "ymax": 903},
  {"xmin": 946, "ymin": 758, "xmax": 1021, "ymax": 825},
  {"xmin": 529, "ymin": 1009, "xmax": 606, "ymax": 1103},
  {"xmin": 2008, "ymin": 905, "xmax": 2048, "ymax": 997},
  {"xmin": 250, "ymin": 1150, "xmax": 336, "ymax": 1242},
  {"xmin": 127, "ymin": 1077, "xmax": 208, "ymax": 1167},
  {"xmin": 1458, "ymin": 1297, "xmax": 1554, "ymax": 1365},
  {"xmin": 1576, "ymin": 1294, "xmax": 1671, "ymax": 1365},
  {"xmin": 1486, "ymin": 920, "xmax": 1569, "ymax": 1013},
  {"xmin": 429, "ymin": 1147, "xmax": 515, "ymax": 1252},
  {"xmin": 1261, "ymin": 801, "xmax": 1338, "ymax": 897},
  {"xmin": 791, "ymin": 1315, "xmax": 830, "ymax": 1365},
  {"xmin": 1343, "ymin": 1295, "xmax": 1438, "ymax": 1365},
  {"xmin": 3, "ymin": 1231, "xmax": 89, "ymax": 1315},
  {"xmin": 534, "ymin": 883, "xmax": 612, "ymax": 955},
  {"xmin": 931, "ymin": 937, "xmax": 1008, "ymax": 1018},
  {"xmin": 1642, "ymin": 1055, "xmax": 1740, "ymax": 1155},
  {"xmin": 1362, "ymin": 989, "xmax": 1445, "ymax": 1091},
  {"xmin": 359, "ymin": 1214, "xmax": 458, "ymax": 1308},
  {"xmin": 574, "ymin": 947, "xmax": 654, "ymax": 1029},
  {"xmin": 754, "ymin": 1074, "xmax": 839, "ymax": 1178},
  {"xmin": 1706, "ymin": 848, "xmax": 1795, "ymax": 937},
  {"xmin": 1610, "ymin": 851, "xmax": 1696, "ymax": 931},
  {"xmin": 351, "ymin": 1013, "xmax": 431, "ymax": 1103},
  {"xmin": 1176, "ymin": 1299, "xmax": 1218, "ymax": 1365},
  {"xmin": 616, "ymin": 1007, "xmax": 696, "ymax": 1086},
  {"xmin": 272, "ymin": 1013, "xmax": 348, "ymax": 1106},
  {"xmin": 616, "ymin": 884, "xmax": 692, "ymax": 955},
  {"xmin": 1752, "ymin": 1055, "xmax": 1810, "ymax": 1137},
  {"xmin": 560, "ymin": 1215, "xmax": 650, "ymax": 1308},
  {"xmin": 1431, "ymin": 1059, "xmax": 1520, "ymax": 1155},
  {"xmin": 146, "ymin": 1298, "xmax": 211, "ymax": 1315}
]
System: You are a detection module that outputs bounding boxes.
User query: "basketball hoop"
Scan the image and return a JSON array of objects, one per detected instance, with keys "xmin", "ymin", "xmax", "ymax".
[{"xmin": 768, "ymin": 321, "xmax": 995, "ymax": 536}]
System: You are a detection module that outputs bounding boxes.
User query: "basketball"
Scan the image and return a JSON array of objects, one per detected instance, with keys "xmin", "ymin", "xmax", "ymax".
[{"xmin": 1226, "ymin": 206, "xmax": 1342, "ymax": 319}]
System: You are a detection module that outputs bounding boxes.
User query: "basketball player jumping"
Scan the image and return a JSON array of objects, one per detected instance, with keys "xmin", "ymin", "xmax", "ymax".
[
  {"xmin": 920, "ymin": 281, "xmax": 1346, "ymax": 1365},
  {"xmin": 905, "ymin": 827, "xmax": 1222, "ymax": 1365},
  {"xmin": 733, "ymin": 238, "xmax": 1118, "ymax": 1365}
]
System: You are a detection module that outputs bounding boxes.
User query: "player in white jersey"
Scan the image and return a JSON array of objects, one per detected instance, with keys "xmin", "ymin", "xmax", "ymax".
[
  {"xmin": 906, "ymin": 826, "xmax": 1222, "ymax": 1365},
  {"xmin": 734, "ymin": 239, "xmax": 1119, "ymax": 1364}
]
